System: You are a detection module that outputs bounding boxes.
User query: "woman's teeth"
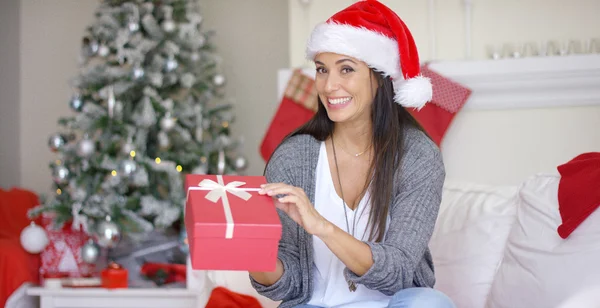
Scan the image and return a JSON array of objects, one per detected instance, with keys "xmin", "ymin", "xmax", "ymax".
[{"xmin": 328, "ymin": 97, "xmax": 352, "ymax": 105}]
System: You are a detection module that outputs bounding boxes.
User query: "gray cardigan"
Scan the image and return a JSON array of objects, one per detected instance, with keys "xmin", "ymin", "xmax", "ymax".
[{"xmin": 249, "ymin": 126, "xmax": 445, "ymax": 307}]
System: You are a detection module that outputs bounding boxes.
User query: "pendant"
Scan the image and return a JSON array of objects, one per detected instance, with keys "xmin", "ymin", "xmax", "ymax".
[{"xmin": 347, "ymin": 279, "xmax": 357, "ymax": 292}]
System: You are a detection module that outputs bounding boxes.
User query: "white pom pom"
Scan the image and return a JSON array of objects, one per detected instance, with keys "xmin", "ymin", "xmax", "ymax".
[
  {"xmin": 20, "ymin": 221, "xmax": 49, "ymax": 254},
  {"xmin": 393, "ymin": 75, "xmax": 432, "ymax": 110}
]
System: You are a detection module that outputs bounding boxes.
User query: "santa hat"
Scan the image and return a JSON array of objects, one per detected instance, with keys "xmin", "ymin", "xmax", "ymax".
[{"xmin": 305, "ymin": 0, "xmax": 432, "ymax": 109}]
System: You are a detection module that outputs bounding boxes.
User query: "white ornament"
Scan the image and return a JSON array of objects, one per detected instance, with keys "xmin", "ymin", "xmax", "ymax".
[
  {"xmin": 132, "ymin": 65, "xmax": 145, "ymax": 80},
  {"xmin": 162, "ymin": 20, "xmax": 176, "ymax": 33},
  {"xmin": 20, "ymin": 222, "xmax": 49, "ymax": 254},
  {"xmin": 165, "ymin": 56, "xmax": 178, "ymax": 72},
  {"xmin": 98, "ymin": 44, "xmax": 110, "ymax": 57},
  {"xmin": 213, "ymin": 74, "xmax": 226, "ymax": 87},
  {"xmin": 160, "ymin": 114, "xmax": 176, "ymax": 131},
  {"xmin": 119, "ymin": 159, "xmax": 138, "ymax": 177},
  {"xmin": 77, "ymin": 138, "xmax": 96, "ymax": 157}
]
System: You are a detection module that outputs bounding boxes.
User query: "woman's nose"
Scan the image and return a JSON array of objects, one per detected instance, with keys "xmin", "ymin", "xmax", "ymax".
[{"xmin": 324, "ymin": 73, "xmax": 340, "ymax": 93}]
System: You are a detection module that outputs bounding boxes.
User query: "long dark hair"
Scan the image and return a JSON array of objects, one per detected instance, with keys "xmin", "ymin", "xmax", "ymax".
[{"xmin": 270, "ymin": 71, "xmax": 426, "ymax": 242}]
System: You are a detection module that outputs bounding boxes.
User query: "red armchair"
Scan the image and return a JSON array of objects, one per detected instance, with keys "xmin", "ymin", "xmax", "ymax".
[{"xmin": 0, "ymin": 187, "xmax": 42, "ymax": 307}]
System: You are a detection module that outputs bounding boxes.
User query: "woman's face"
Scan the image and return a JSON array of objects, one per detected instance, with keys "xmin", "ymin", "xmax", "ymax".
[{"xmin": 314, "ymin": 52, "xmax": 378, "ymax": 125}]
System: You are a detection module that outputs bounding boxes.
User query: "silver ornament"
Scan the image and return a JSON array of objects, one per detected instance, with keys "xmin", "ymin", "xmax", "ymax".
[
  {"xmin": 69, "ymin": 95, "xmax": 84, "ymax": 112},
  {"xmin": 213, "ymin": 74, "xmax": 226, "ymax": 87},
  {"xmin": 98, "ymin": 44, "xmax": 110, "ymax": 57},
  {"xmin": 107, "ymin": 86, "xmax": 116, "ymax": 119},
  {"xmin": 217, "ymin": 150, "xmax": 226, "ymax": 175},
  {"xmin": 119, "ymin": 159, "xmax": 137, "ymax": 177},
  {"xmin": 234, "ymin": 155, "xmax": 248, "ymax": 171},
  {"xmin": 48, "ymin": 134, "xmax": 67, "ymax": 152},
  {"xmin": 190, "ymin": 51, "xmax": 200, "ymax": 62},
  {"xmin": 132, "ymin": 65, "xmax": 145, "ymax": 80},
  {"xmin": 128, "ymin": 21, "xmax": 140, "ymax": 33},
  {"xmin": 162, "ymin": 20, "xmax": 176, "ymax": 33},
  {"xmin": 81, "ymin": 239, "xmax": 100, "ymax": 264},
  {"xmin": 52, "ymin": 165, "xmax": 70, "ymax": 184},
  {"xmin": 165, "ymin": 57, "xmax": 178, "ymax": 72},
  {"xmin": 95, "ymin": 216, "xmax": 121, "ymax": 248},
  {"xmin": 77, "ymin": 138, "xmax": 96, "ymax": 157},
  {"xmin": 160, "ymin": 115, "xmax": 176, "ymax": 131},
  {"xmin": 88, "ymin": 39, "xmax": 99, "ymax": 55}
]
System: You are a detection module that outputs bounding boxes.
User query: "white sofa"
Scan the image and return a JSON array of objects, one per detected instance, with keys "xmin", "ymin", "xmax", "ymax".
[{"xmin": 188, "ymin": 172, "xmax": 600, "ymax": 308}]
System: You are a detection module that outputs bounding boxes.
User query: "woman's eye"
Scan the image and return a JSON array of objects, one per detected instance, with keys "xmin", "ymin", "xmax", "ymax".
[
  {"xmin": 341, "ymin": 67, "xmax": 354, "ymax": 74},
  {"xmin": 316, "ymin": 67, "xmax": 327, "ymax": 74}
]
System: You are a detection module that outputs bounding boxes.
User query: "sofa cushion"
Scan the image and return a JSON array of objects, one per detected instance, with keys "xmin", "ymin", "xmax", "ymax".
[
  {"xmin": 430, "ymin": 180, "xmax": 518, "ymax": 308},
  {"xmin": 486, "ymin": 173, "xmax": 600, "ymax": 308}
]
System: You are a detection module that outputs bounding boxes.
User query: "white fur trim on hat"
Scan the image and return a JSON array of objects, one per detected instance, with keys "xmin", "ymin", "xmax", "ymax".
[
  {"xmin": 393, "ymin": 75, "xmax": 432, "ymax": 110},
  {"xmin": 306, "ymin": 22, "xmax": 401, "ymax": 79}
]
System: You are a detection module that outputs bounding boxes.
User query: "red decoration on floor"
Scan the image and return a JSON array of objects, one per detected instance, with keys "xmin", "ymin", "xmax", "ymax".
[
  {"xmin": 206, "ymin": 286, "xmax": 263, "ymax": 308},
  {"xmin": 407, "ymin": 65, "xmax": 472, "ymax": 147},
  {"xmin": 39, "ymin": 215, "xmax": 95, "ymax": 284},
  {"xmin": 556, "ymin": 152, "xmax": 600, "ymax": 239}
]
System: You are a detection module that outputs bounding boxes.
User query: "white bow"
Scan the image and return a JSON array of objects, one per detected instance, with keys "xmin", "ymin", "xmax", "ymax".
[{"xmin": 187, "ymin": 175, "xmax": 260, "ymax": 239}]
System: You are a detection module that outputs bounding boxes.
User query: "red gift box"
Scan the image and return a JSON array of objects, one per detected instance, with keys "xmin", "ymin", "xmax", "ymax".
[
  {"xmin": 184, "ymin": 175, "xmax": 282, "ymax": 271},
  {"xmin": 101, "ymin": 262, "xmax": 128, "ymax": 289}
]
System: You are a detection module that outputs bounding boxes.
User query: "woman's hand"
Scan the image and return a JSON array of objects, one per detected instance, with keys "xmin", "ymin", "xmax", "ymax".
[{"xmin": 259, "ymin": 183, "xmax": 332, "ymax": 237}]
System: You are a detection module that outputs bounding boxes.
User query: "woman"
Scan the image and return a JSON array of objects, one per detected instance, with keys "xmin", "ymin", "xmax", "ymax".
[{"xmin": 250, "ymin": 1, "xmax": 455, "ymax": 307}]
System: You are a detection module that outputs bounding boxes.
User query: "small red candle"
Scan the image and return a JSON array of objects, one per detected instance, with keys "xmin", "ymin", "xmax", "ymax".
[{"xmin": 101, "ymin": 262, "xmax": 128, "ymax": 289}]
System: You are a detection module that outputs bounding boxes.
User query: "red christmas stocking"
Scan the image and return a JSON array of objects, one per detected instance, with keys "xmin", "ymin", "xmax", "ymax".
[
  {"xmin": 260, "ymin": 69, "xmax": 317, "ymax": 161},
  {"xmin": 407, "ymin": 65, "xmax": 472, "ymax": 147}
]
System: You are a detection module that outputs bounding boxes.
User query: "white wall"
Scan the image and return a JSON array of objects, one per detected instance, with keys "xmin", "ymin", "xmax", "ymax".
[
  {"xmin": 8, "ymin": 0, "xmax": 289, "ymax": 194},
  {"xmin": 0, "ymin": 0, "xmax": 21, "ymax": 189},
  {"xmin": 19, "ymin": 0, "xmax": 99, "ymax": 194},
  {"xmin": 289, "ymin": 0, "xmax": 600, "ymax": 186}
]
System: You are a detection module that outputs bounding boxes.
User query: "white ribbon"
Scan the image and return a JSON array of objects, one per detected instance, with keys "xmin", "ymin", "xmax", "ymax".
[{"xmin": 187, "ymin": 175, "xmax": 260, "ymax": 239}]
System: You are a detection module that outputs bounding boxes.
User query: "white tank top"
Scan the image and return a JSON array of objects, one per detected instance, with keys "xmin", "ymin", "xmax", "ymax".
[{"xmin": 307, "ymin": 142, "xmax": 391, "ymax": 307}]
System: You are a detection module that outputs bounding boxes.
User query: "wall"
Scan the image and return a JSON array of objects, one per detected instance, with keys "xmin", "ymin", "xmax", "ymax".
[
  {"xmin": 0, "ymin": 0, "xmax": 21, "ymax": 189},
  {"xmin": 288, "ymin": 0, "xmax": 600, "ymax": 185},
  {"xmin": 19, "ymin": 0, "xmax": 99, "ymax": 194},
  {"xmin": 12, "ymin": 0, "xmax": 289, "ymax": 194},
  {"xmin": 200, "ymin": 0, "xmax": 289, "ymax": 177}
]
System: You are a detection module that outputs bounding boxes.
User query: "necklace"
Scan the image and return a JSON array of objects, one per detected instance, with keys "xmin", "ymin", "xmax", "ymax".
[
  {"xmin": 337, "ymin": 140, "xmax": 371, "ymax": 157},
  {"xmin": 331, "ymin": 135, "xmax": 358, "ymax": 292}
]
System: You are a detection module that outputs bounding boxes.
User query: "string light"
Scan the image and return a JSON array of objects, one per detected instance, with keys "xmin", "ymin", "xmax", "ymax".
[
  {"xmin": 130, "ymin": 150, "xmax": 136, "ymax": 158},
  {"xmin": 200, "ymin": 156, "xmax": 207, "ymax": 163},
  {"xmin": 56, "ymin": 188, "xmax": 62, "ymax": 195},
  {"xmin": 111, "ymin": 170, "xmax": 117, "ymax": 176},
  {"xmin": 55, "ymin": 160, "xmax": 62, "ymax": 165},
  {"xmin": 222, "ymin": 121, "xmax": 229, "ymax": 128},
  {"xmin": 176, "ymin": 165, "xmax": 183, "ymax": 172},
  {"xmin": 155, "ymin": 157, "xmax": 161, "ymax": 164}
]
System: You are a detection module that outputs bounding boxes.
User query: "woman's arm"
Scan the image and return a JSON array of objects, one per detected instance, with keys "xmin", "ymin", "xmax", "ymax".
[
  {"xmin": 343, "ymin": 147, "xmax": 445, "ymax": 295},
  {"xmin": 249, "ymin": 259, "xmax": 284, "ymax": 286}
]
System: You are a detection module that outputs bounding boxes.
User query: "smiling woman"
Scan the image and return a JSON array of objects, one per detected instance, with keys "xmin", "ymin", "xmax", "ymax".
[{"xmin": 248, "ymin": 1, "xmax": 455, "ymax": 308}]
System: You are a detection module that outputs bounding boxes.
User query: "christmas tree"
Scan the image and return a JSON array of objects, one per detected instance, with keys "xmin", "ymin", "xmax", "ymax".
[{"xmin": 30, "ymin": 0, "xmax": 247, "ymax": 246}]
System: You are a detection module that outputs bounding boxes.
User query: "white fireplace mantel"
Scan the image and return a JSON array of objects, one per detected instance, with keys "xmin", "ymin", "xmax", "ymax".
[
  {"xmin": 278, "ymin": 54, "xmax": 600, "ymax": 111},
  {"xmin": 427, "ymin": 54, "xmax": 600, "ymax": 110}
]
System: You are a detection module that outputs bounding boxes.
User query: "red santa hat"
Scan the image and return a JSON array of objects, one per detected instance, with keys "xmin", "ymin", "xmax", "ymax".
[{"xmin": 305, "ymin": 0, "xmax": 432, "ymax": 109}]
